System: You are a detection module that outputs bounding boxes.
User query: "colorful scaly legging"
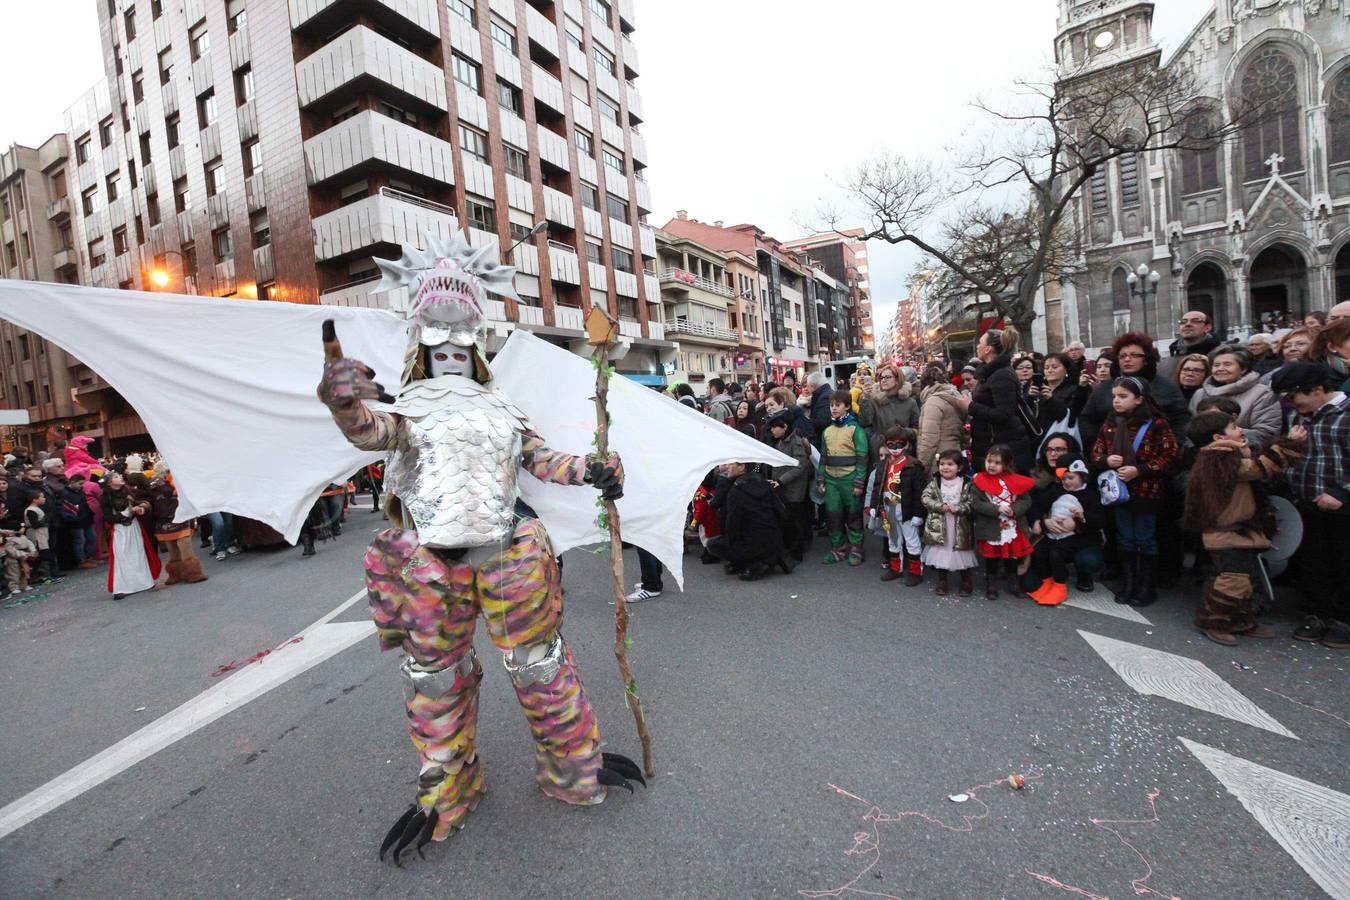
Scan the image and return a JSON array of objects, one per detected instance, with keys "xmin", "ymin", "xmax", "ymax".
[{"xmin": 364, "ymin": 519, "xmax": 603, "ymax": 842}]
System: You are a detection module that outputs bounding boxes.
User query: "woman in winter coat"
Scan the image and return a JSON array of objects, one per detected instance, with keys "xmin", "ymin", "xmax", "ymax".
[
  {"xmin": 1078, "ymin": 332, "xmax": 1192, "ymax": 454},
  {"xmin": 915, "ymin": 364, "xmax": 968, "ymax": 473},
  {"xmin": 968, "ymin": 325, "xmax": 1033, "ymax": 474},
  {"xmin": 857, "ymin": 363, "xmax": 920, "ymax": 467},
  {"xmin": 1187, "ymin": 346, "xmax": 1283, "ymax": 449}
]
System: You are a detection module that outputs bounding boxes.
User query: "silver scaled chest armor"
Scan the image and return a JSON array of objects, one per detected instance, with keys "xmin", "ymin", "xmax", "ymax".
[{"xmin": 383, "ymin": 375, "xmax": 531, "ymax": 549}]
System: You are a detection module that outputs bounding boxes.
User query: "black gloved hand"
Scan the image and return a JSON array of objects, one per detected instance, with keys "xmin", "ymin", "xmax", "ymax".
[{"xmin": 586, "ymin": 452, "xmax": 624, "ymax": 501}]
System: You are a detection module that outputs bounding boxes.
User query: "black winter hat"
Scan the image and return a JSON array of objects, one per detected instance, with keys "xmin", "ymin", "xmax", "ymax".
[
  {"xmin": 1271, "ymin": 362, "xmax": 1336, "ymax": 394},
  {"xmin": 767, "ymin": 410, "xmax": 793, "ymax": 429}
]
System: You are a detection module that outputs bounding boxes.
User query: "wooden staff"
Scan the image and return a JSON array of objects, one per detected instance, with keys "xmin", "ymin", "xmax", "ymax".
[{"xmin": 585, "ymin": 308, "xmax": 654, "ymax": 777}]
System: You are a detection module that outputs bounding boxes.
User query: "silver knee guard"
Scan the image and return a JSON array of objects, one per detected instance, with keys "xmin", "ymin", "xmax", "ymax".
[
  {"xmin": 501, "ymin": 632, "xmax": 564, "ymax": 689},
  {"xmin": 400, "ymin": 649, "xmax": 477, "ymax": 701}
]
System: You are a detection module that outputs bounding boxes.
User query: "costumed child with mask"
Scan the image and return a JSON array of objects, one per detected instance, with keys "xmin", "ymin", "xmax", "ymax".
[
  {"xmin": 867, "ymin": 425, "xmax": 925, "ymax": 585},
  {"xmin": 1026, "ymin": 457, "xmax": 1105, "ymax": 605},
  {"xmin": 971, "ymin": 444, "xmax": 1035, "ymax": 600},
  {"xmin": 817, "ymin": 391, "xmax": 869, "ymax": 566},
  {"xmin": 1184, "ymin": 409, "xmax": 1305, "ymax": 646},
  {"xmin": 1089, "ymin": 376, "xmax": 1180, "ymax": 607},
  {"xmin": 920, "ymin": 449, "xmax": 978, "ymax": 596}
]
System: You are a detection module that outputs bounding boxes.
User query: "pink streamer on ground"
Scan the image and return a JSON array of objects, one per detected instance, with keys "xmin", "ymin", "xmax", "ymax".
[
  {"xmin": 1263, "ymin": 687, "xmax": 1350, "ymax": 729},
  {"xmin": 211, "ymin": 636, "xmax": 304, "ymax": 677},
  {"xmin": 1025, "ymin": 788, "xmax": 1180, "ymax": 900}
]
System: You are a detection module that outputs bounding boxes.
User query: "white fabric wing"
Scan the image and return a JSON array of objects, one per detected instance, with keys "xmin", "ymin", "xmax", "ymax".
[
  {"xmin": 490, "ymin": 330, "xmax": 794, "ymax": 588},
  {"xmin": 0, "ymin": 280, "xmax": 408, "ymax": 541}
]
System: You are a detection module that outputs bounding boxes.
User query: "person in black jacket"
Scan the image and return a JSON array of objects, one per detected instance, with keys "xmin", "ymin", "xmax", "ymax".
[
  {"xmin": 761, "ymin": 387, "xmax": 815, "ymax": 445},
  {"xmin": 704, "ymin": 462, "xmax": 791, "ymax": 581},
  {"xmin": 804, "ymin": 373, "xmax": 835, "ymax": 448},
  {"xmin": 1026, "ymin": 457, "xmax": 1106, "ymax": 601},
  {"xmin": 1078, "ymin": 332, "xmax": 1192, "ymax": 454},
  {"xmin": 969, "ymin": 325, "xmax": 1033, "ymax": 474}
]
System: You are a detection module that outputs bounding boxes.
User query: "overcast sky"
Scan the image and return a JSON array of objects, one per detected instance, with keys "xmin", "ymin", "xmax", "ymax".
[{"xmin": 0, "ymin": 0, "xmax": 1212, "ymax": 337}]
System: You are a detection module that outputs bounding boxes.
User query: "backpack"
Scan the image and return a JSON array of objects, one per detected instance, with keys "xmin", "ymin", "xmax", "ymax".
[{"xmin": 1097, "ymin": 421, "xmax": 1151, "ymax": 507}]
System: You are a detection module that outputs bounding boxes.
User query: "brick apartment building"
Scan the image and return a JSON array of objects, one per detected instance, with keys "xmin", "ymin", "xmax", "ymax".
[{"xmin": 1, "ymin": 0, "xmax": 668, "ymax": 450}]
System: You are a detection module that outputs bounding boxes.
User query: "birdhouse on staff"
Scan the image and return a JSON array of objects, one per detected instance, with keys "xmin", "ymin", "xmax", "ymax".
[{"xmin": 586, "ymin": 307, "xmax": 619, "ymax": 346}]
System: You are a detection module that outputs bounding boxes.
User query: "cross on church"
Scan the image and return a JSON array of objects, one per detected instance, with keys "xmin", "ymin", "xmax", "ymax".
[{"xmin": 1266, "ymin": 153, "xmax": 1285, "ymax": 177}]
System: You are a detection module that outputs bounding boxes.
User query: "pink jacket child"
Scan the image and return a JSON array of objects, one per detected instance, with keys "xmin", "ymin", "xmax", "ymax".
[
  {"xmin": 63, "ymin": 436, "xmax": 101, "ymax": 479},
  {"xmin": 82, "ymin": 476, "xmax": 106, "ymax": 561}
]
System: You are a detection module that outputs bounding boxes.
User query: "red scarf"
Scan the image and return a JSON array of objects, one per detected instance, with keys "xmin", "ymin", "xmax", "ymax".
[{"xmin": 973, "ymin": 471, "xmax": 1034, "ymax": 496}]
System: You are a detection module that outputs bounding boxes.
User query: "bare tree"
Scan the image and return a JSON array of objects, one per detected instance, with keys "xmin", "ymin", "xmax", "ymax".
[{"xmin": 824, "ymin": 57, "xmax": 1255, "ymax": 333}]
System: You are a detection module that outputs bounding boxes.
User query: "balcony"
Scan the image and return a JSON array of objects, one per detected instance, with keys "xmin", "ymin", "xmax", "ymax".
[
  {"xmin": 626, "ymin": 81, "xmax": 643, "ymax": 123},
  {"xmin": 646, "ymin": 321, "xmax": 664, "ymax": 341},
  {"xmin": 542, "ymin": 186, "xmax": 575, "ymax": 229},
  {"xmin": 555, "ymin": 305, "xmax": 584, "ymax": 331},
  {"xmin": 288, "ymin": 0, "xmax": 440, "ymax": 42},
  {"xmin": 536, "ymin": 125, "xmax": 570, "ymax": 172},
  {"xmin": 46, "ymin": 197, "xmax": 71, "ymax": 221},
  {"xmin": 620, "ymin": 34, "xmax": 639, "ymax": 78},
  {"xmin": 531, "ymin": 65, "xmax": 566, "ymax": 117},
  {"xmin": 658, "ymin": 268, "xmax": 733, "ymax": 298},
  {"xmin": 614, "ymin": 270, "xmax": 638, "ymax": 297},
  {"xmin": 665, "ymin": 320, "xmax": 737, "ymax": 345},
  {"xmin": 525, "ymin": 4, "xmax": 559, "ymax": 59},
  {"xmin": 296, "ymin": 25, "xmax": 447, "ymax": 112},
  {"xmin": 638, "ymin": 224, "xmax": 656, "ymax": 258},
  {"xmin": 547, "ymin": 240, "xmax": 581, "ymax": 285},
  {"xmin": 304, "ymin": 109, "xmax": 455, "ymax": 186},
  {"xmin": 312, "ymin": 186, "xmax": 459, "ymax": 261},
  {"xmin": 634, "ymin": 178, "xmax": 652, "ymax": 215},
  {"xmin": 642, "ymin": 272, "xmax": 659, "ymax": 303}
]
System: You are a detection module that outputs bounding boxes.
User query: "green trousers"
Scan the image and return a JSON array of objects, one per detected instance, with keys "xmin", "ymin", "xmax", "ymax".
[{"xmin": 823, "ymin": 473, "xmax": 864, "ymax": 550}]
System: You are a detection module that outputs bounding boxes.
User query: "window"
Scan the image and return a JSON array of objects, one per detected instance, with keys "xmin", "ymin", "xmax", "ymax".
[
  {"xmin": 152, "ymin": 0, "xmax": 163, "ymax": 17},
  {"xmin": 1089, "ymin": 147, "xmax": 1108, "ymax": 215},
  {"xmin": 597, "ymin": 94, "xmax": 620, "ymax": 124},
  {"xmin": 58, "ymin": 222, "xmax": 74, "ymax": 250},
  {"xmin": 448, "ymin": 0, "xmax": 475, "ymax": 25},
  {"xmin": 99, "ymin": 117, "xmax": 115, "ymax": 148},
  {"xmin": 331, "ymin": 102, "xmax": 359, "ymax": 125},
  {"xmin": 146, "ymin": 193, "xmax": 160, "ymax": 226},
  {"xmin": 496, "ymin": 79, "xmax": 522, "ymax": 115},
  {"xmin": 490, "ymin": 18, "xmax": 516, "ymax": 52},
  {"xmin": 580, "ymin": 181, "xmax": 600, "ymax": 211},
  {"xmin": 1241, "ymin": 47, "xmax": 1302, "ymax": 180},
  {"xmin": 24, "ymin": 381, "xmax": 36, "ymax": 407},
  {"xmin": 75, "ymin": 134, "xmax": 92, "ymax": 164},
  {"xmin": 602, "ymin": 146, "xmax": 624, "ymax": 173},
  {"xmin": 132, "ymin": 70, "xmax": 144, "ymax": 103},
  {"xmin": 242, "ymin": 139, "xmax": 262, "ymax": 177},
  {"xmin": 212, "ymin": 226, "xmax": 232, "ymax": 261},
  {"xmin": 123, "ymin": 8, "xmax": 136, "ymax": 40},
  {"xmin": 459, "ymin": 124, "xmax": 489, "ymax": 162},
  {"xmin": 235, "ymin": 67, "xmax": 254, "ymax": 103},
  {"xmin": 19, "ymin": 334, "xmax": 30, "ymax": 360},
  {"xmin": 173, "ymin": 176, "xmax": 189, "ymax": 212},
  {"xmin": 586, "ymin": 241, "xmax": 602, "ymax": 264},
  {"xmin": 339, "ymin": 180, "xmax": 369, "ymax": 205},
  {"xmin": 379, "ymin": 101, "xmax": 416, "ymax": 126},
  {"xmin": 4, "ymin": 243, "xmax": 15, "ymax": 268},
  {"xmin": 509, "ymin": 221, "xmax": 534, "ymax": 243},
  {"xmin": 1180, "ymin": 112, "xmax": 1220, "ymax": 194},
  {"xmin": 565, "ymin": 18, "xmax": 584, "ymax": 51},
  {"xmin": 197, "ymin": 89, "xmax": 217, "ymax": 125},
  {"xmin": 88, "ymin": 237, "xmax": 106, "ymax": 268},
  {"xmin": 81, "ymin": 186, "xmax": 98, "ymax": 216},
  {"xmin": 139, "ymin": 131, "xmax": 152, "ymax": 165},
  {"xmin": 605, "ymin": 192, "xmax": 629, "ymax": 223},
  {"xmin": 1330, "ymin": 68, "xmax": 1350, "ymax": 165},
  {"xmin": 592, "ymin": 45, "xmax": 616, "ymax": 76},
  {"xmin": 166, "ymin": 113, "xmax": 180, "ymax": 148},
  {"xmin": 452, "ymin": 54, "xmax": 482, "ymax": 95},
  {"xmin": 466, "ymin": 195, "xmax": 495, "ymax": 233},
  {"xmin": 1118, "ymin": 150, "xmax": 1140, "ymax": 208},
  {"xmin": 106, "ymin": 173, "xmax": 120, "ymax": 201},
  {"xmin": 257, "ymin": 281, "xmax": 275, "ymax": 300},
  {"xmin": 158, "ymin": 48, "xmax": 173, "ymax": 85},
  {"xmin": 190, "ymin": 24, "xmax": 210, "ymax": 60},
  {"xmin": 228, "ymin": 3, "xmax": 247, "ymax": 33},
  {"xmin": 589, "ymin": 0, "xmax": 610, "ymax": 26},
  {"xmin": 503, "ymin": 143, "xmax": 528, "ymax": 178},
  {"xmin": 251, "ymin": 212, "xmax": 270, "ymax": 248},
  {"xmin": 205, "ymin": 162, "xmax": 225, "ymax": 197},
  {"xmin": 1111, "ymin": 267, "xmax": 1131, "ymax": 312},
  {"xmin": 113, "ymin": 226, "xmax": 129, "ymax": 255},
  {"xmin": 575, "ymin": 127, "xmax": 594, "ymax": 157},
  {"xmin": 128, "ymin": 161, "xmax": 138, "ymax": 189},
  {"xmin": 613, "ymin": 247, "xmax": 633, "ymax": 273}
]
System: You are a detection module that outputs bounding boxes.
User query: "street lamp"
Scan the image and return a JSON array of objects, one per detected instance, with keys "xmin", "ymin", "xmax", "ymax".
[
  {"xmin": 507, "ymin": 220, "xmax": 547, "ymax": 257},
  {"xmin": 148, "ymin": 249, "xmax": 187, "ymax": 291},
  {"xmin": 1126, "ymin": 264, "xmax": 1161, "ymax": 337}
]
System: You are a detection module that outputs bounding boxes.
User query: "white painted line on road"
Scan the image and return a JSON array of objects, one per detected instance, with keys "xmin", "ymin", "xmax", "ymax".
[
  {"xmin": 1061, "ymin": 591, "xmax": 1152, "ymax": 625},
  {"xmin": 1181, "ymin": 739, "xmax": 1350, "ymax": 899},
  {"xmin": 1078, "ymin": 630, "xmax": 1297, "ymax": 739},
  {"xmin": 0, "ymin": 592, "xmax": 375, "ymax": 842},
  {"xmin": 311, "ymin": 588, "xmax": 369, "ymax": 628}
]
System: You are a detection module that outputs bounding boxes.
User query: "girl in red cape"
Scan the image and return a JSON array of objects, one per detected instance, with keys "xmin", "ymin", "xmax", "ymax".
[
  {"xmin": 100, "ymin": 472, "xmax": 161, "ymax": 600},
  {"xmin": 971, "ymin": 444, "xmax": 1035, "ymax": 600}
]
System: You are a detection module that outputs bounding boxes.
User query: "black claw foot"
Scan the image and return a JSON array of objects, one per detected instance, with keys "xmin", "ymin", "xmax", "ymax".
[
  {"xmin": 598, "ymin": 751, "xmax": 647, "ymax": 793},
  {"xmin": 379, "ymin": 804, "xmax": 437, "ymax": 865}
]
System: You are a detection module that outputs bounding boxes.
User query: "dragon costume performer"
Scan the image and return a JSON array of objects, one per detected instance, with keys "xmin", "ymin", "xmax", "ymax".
[{"xmin": 317, "ymin": 234, "xmax": 642, "ymax": 862}]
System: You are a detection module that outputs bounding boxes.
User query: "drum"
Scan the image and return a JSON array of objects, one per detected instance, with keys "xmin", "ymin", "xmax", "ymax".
[{"xmin": 1260, "ymin": 496, "xmax": 1302, "ymax": 564}]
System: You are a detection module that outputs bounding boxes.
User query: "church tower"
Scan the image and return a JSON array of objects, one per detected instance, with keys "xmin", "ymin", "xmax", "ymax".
[{"xmin": 1055, "ymin": 0, "xmax": 1161, "ymax": 80}]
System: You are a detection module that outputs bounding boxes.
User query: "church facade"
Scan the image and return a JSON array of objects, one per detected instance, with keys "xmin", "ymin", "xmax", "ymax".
[{"xmin": 1053, "ymin": 0, "xmax": 1350, "ymax": 348}]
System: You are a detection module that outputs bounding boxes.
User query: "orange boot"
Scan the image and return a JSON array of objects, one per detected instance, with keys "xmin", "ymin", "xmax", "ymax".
[
  {"xmin": 1026, "ymin": 578, "xmax": 1054, "ymax": 603},
  {"xmin": 1036, "ymin": 581, "xmax": 1069, "ymax": 606}
]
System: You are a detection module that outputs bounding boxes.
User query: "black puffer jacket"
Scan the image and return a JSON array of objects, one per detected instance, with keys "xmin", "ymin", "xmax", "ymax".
[
  {"xmin": 968, "ymin": 354, "xmax": 1033, "ymax": 473},
  {"xmin": 1078, "ymin": 363, "xmax": 1192, "ymax": 453}
]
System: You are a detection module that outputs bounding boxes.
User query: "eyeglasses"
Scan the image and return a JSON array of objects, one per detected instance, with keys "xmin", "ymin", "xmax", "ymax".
[
  {"xmin": 1178, "ymin": 317, "xmax": 1207, "ymax": 325},
  {"xmin": 1117, "ymin": 351, "xmax": 1146, "ymax": 359},
  {"xmin": 1180, "ymin": 366, "xmax": 1207, "ymax": 375}
]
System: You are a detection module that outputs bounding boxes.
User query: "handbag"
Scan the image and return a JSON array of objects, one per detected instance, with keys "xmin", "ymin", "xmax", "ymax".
[{"xmin": 1097, "ymin": 421, "xmax": 1151, "ymax": 507}]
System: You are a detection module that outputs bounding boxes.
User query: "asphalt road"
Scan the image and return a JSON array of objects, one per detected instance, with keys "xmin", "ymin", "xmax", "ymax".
[{"xmin": 0, "ymin": 513, "xmax": 1346, "ymax": 898}]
